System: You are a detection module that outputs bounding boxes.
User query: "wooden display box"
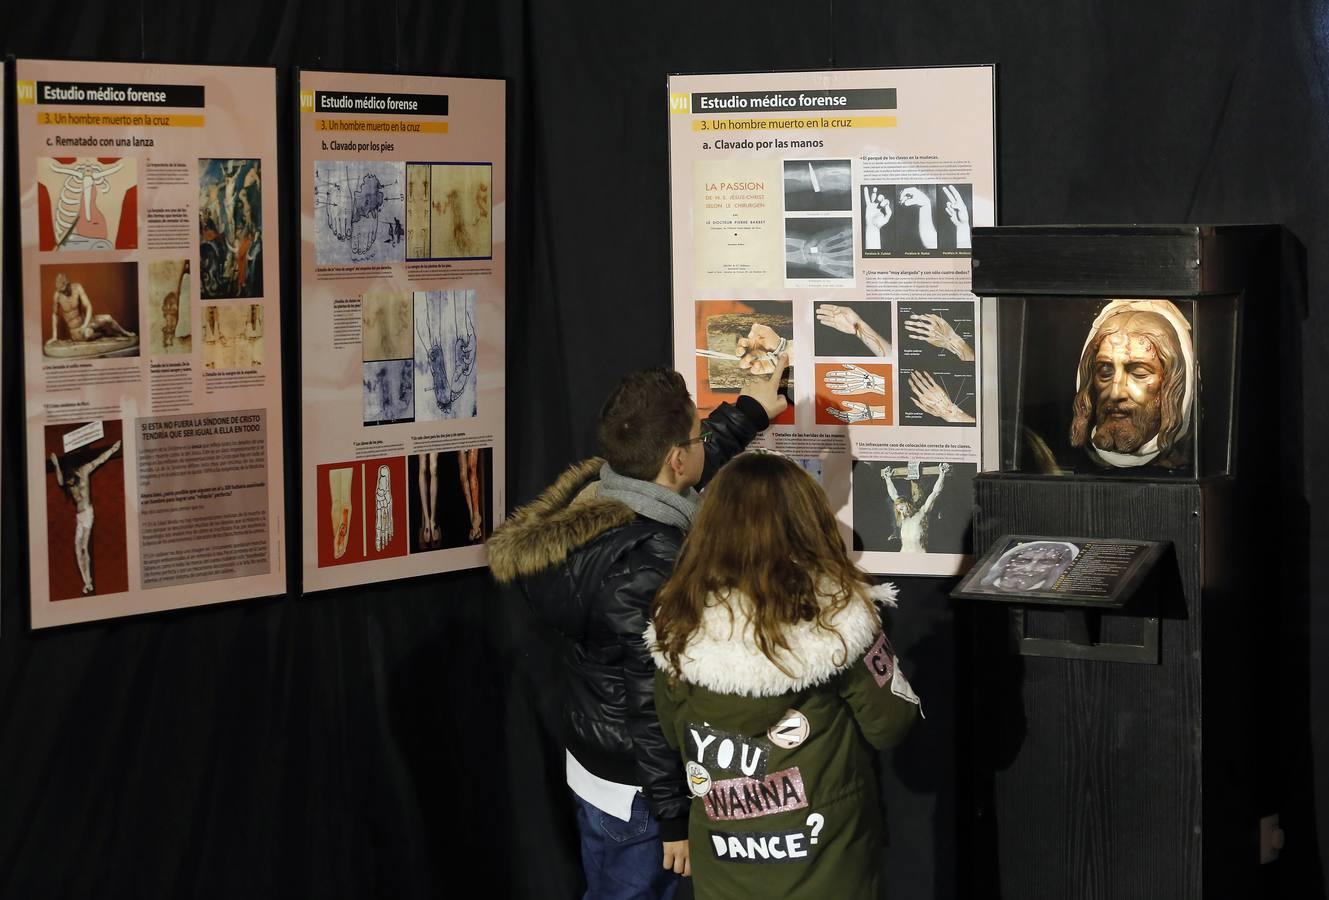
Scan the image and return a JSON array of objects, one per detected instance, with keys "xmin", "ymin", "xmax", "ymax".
[{"xmin": 958, "ymin": 225, "xmax": 1284, "ymax": 899}]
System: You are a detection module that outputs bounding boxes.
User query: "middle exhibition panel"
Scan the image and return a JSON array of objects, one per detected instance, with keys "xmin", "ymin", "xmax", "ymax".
[{"xmin": 298, "ymin": 70, "xmax": 506, "ymax": 592}]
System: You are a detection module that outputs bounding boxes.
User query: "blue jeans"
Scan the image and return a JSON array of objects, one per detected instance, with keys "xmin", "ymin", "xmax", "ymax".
[{"xmin": 573, "ymin": 791, "xmax": 680, "ymax": 900}]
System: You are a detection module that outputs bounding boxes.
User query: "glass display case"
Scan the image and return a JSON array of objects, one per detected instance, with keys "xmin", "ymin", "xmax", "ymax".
[{"xmin": 992, "ymin": 293, "xmax": 1238, "ymax": 478}]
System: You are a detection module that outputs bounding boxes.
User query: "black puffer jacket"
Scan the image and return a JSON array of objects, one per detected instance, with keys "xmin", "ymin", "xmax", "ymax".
[{"xmin": 488, "ymin": 399, "xmax": 765, "ymax": 841}]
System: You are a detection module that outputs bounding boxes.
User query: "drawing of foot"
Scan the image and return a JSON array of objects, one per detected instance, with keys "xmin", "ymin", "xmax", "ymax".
[
  {"xmin": 352, "ymin": 211, "xmax": 379, "ymax": 256},
  {"xmin": 334, "ymin": 508, "xmax": 350, "ymax": 559},
  {"xmin": 329, "ymin": 467, "xmax": 354, "ymax": 559}
]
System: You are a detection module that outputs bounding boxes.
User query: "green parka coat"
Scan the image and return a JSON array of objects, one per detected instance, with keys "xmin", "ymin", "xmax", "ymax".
[{"xmin": 648, "ymin": 583, "xmax": 919, "ymax": 900}]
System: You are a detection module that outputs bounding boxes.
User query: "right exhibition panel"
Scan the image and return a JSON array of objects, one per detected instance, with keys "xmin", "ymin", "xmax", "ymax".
[
  {"xmin": 298, "ymin": 71, "xmax": 506, "ymax": 592},
  {"xmin": 667, "ymin": 67, "xmax": 996, "ymax": 575}
]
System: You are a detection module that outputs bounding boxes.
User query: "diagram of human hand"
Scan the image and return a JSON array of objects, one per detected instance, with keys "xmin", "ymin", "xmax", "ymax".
[
  {"xmin": 898, "ymin": 187, "xmax": 939, "ymax": 250},
  {"xmin": 734, "ymin": 324, "xmax": 788, "ymax": 376},
  {"xmin": 785, "ymin": 225, "xmax": 854, "ymax": 278},
  {"xmin": 904, "ymin": 313, "xmax": 974, "ymax": 361},
  {"xmin": 823, "ymin": 363, "xmax": 885, "ymax": 396},
  {"xmin": 815, "ymin": 303, "xmax": 863, "ymax": 336},
  {"xmin": 863, "ymin": 187, "xmax": 891, "ymax": 250},
  {"xmin": 941, "ymin": 185, "xmax": 971, "ymax": 249},
  {"xmin": 374, "ymin": 465, "xmax": 393, "ymax": 552},
  {"xmin": 825, "ymin": 400, "xmax": 885, "ymax": 423},
  {"xmin": 908, "ymin": 370, "xmax": 975, "ymax": 423}
]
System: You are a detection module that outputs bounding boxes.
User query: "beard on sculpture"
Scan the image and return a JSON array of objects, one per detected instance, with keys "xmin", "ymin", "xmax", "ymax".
[{"xmin": 1091, "ymin": 393, "xmax": 1162, "ymax": 453}]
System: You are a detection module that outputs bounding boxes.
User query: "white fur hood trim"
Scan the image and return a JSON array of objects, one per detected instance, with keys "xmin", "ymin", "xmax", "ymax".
[{"xmin": 646, "ymin": 582, "xmax": 898, "ymax": 698}]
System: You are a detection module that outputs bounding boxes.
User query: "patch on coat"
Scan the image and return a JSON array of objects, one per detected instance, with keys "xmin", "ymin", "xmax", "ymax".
[
  {"xmin": 863, "ymin": 631, "xmax": 894, "ymax": 687},
  {"xmin": 688, "ymin": 723, "xmax": 772, "ymax": 779},
  {"xmin": 892, "ymin": 662, "xmax": 921, "ymax": 708},
  {"xmin": 703, "ymin": 766, "xmax": 808, "ymax": 822},
  {"xmin": 767, "ymin": 709, "xmax": 810, "ymax": 749},
  {"xmin": 708, "ymin": 828, "xmax": 814, "ymax": 863},
  {"xmin": 687, "ymin": 761, "xmax": 713, "ymax": 797}
]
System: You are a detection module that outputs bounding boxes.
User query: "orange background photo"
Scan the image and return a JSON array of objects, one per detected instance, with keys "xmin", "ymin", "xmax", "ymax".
[
  {"xmin": 814, "ymin": 362, "xmax": 893, "ymax": 426},
  {"xmin": 316, "ymin": 456, "xmax": 409, "ymax": 568},
  {"xmin": 693, "ymin": 299, "xmax": 795, "ymax": 426}
]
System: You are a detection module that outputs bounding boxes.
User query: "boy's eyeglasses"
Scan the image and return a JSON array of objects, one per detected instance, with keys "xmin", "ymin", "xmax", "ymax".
[{"xmin": 678, "ymin": 428, "xmax": 713, "ymax": 447}]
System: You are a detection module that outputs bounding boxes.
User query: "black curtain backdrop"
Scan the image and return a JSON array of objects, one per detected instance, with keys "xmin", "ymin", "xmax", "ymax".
[{"xmin": 0, "ymin": 2, "xmax": 1325, "ymax": 898}]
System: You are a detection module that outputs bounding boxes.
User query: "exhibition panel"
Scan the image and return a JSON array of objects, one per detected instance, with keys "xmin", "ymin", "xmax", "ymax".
[
  {"xmin": 296, "ymin": 71, "xmax": 506, "ymax": 592},
  {"xmin": 667, "ymin": 66, "xmax": 995, "ymax": 576},
  {"xmin": 16, "ymin": 60, "xmax": 287, "ymax": 628}
]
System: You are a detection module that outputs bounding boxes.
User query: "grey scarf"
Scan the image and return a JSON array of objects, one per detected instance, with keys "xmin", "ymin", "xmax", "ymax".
[{"xmin": 598, "ymin": 463, "xmax": 700, "ymax": 532}]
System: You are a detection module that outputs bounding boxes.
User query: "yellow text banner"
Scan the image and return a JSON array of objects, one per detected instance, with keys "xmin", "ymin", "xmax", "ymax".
[
  {"xmin": 693, "ymin": 115, "xmax": 896, "ymax": 132},
  {"xmin": 315, "ymin": 118, "xmax": 448, "ymax": 134},
  {"xmin": 35, "ymin": 112, "xmax": 205, "ymax": 127}
]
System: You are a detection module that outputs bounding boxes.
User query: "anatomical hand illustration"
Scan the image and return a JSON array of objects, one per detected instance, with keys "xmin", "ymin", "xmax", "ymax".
[
  {"xmin": 735, "ymin": 324, "xmax": 790, "ymax": 376},
  {"xmin": 825, "ymin": 400, "xmax": 886, "ymax": 424},
  {"xmin": 905, "ymin": 313, "xmax": 975, "ymax": 361},
  {"xmin": 898, "ymin": 187, "xmax": 939, "ymax": 250},
  {"xmin": 863, "ymin": 186, "xmax": 891, "ymax": 251},
  {"xmin": 815, "ymin": 304, "xmax": 892, "ymax": 357},
  {"xmin": 823, "ymin": 363, "xmax": 886, "ymax": 396},
  {"xmin": 908, "ymin": 370, "xmax": 975, "ymax": 423},
  {"xmin": 374, "ymin": 465, "xmax": 394, "ymax": 552},
  {"xmin": 941, "ymin": 185, "xmax": 971, "ymax": 249}
]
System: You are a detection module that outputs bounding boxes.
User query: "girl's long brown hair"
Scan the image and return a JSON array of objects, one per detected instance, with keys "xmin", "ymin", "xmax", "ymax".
[{"xmin": 653, "ymin": 452, "xmax": 874, "ymax": 679}]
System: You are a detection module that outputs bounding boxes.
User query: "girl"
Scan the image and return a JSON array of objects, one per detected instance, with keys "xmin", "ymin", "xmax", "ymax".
[{"xmin": 648, "ymin": 452, "xmax": 919, "ymax": 899}]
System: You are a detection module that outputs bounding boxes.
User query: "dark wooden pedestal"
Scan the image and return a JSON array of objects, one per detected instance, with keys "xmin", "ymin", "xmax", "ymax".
[{"xmin": 963, "ymin": 474, "xmax": 1256, "ymax": 900}]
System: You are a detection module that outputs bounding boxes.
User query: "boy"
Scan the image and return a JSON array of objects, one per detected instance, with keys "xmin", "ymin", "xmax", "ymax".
[{"xmin": 489, "ymin": 358, "xmax": 787, "ymax": 898}]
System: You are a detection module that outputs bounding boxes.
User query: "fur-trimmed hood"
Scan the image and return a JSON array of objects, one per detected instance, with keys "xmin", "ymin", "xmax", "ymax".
[
  {"xmin": 487, "ymin": 457, "xmax": 638, "ymax": 584},
  {"xmin": 646, "ymin": 582, "xmax": 898, "ymax": 698}
]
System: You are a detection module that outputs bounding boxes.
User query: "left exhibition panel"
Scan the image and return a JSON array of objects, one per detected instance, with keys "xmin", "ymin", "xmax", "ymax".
[{"xmin": 17, "ymin": 60, "xmax": 287, "ymax": 628}]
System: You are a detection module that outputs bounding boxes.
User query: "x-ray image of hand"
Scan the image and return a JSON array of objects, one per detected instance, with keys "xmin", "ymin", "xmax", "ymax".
[
  {"xmin": 823, "ymin": 363, "xmax": 886, "ymax": 395},
  {"xmin": 905, "ymin": 313, "xmax": 975, "ymax": 361},
  {"xmin": 785, "ymin": 161, "xmax": 852, "ymax": 195},
  {"xmin": 863, "ymin": 187, "xmax": 891, "ymax": 251},
  {"xmin": 898, "ymin": 187, "xmax": 939, "ymax": 250},
  {"xmin": 825, "ymin": 400, "xmax": 885, "ymax": 423},
  {"xmin": 785, "ymin": 223, "xmax": 854, "ymax": 278},
  {"xmin": 909, "ymin": 370, "xmax": 975, "ymax": 423},
  {"xmin": 942, "ymin": 185, "xmax": 971, "ymax": 249}
]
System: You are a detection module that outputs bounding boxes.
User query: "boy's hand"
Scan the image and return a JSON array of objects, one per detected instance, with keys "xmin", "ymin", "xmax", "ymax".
[
  {"xmin": 663, "ymin": 839, "xmax": 691, "ymax": 876},
  {"xmin": 739, "ymin": 352, "xmax": 790, "ymax": 422}
]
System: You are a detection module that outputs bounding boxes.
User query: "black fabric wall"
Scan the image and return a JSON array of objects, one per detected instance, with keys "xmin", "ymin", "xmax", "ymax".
[{"xmin": 0, "ymin": 2, "xmax": 1325, "ymax": 898}]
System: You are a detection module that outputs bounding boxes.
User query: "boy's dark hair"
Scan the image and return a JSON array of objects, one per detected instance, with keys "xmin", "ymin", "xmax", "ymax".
[{"xmin": 597, "ymin": 367, "xmax": 695, "ymax": 480}]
